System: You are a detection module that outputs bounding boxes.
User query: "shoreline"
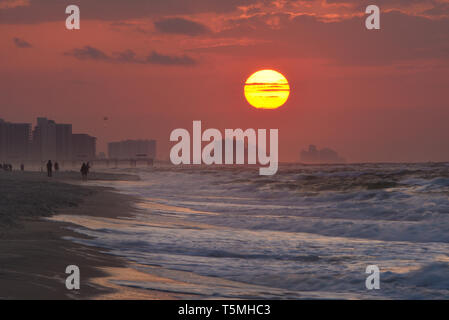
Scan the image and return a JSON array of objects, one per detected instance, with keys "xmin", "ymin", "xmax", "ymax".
[{"xmin": 0, "ymin": 171, "xmax": 177, "ymax": 299}]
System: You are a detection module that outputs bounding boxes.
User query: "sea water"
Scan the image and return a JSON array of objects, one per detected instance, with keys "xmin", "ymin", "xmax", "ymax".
[{"xmin": 54, "ymin": 163, "xmax": 449, "ymax": 299}]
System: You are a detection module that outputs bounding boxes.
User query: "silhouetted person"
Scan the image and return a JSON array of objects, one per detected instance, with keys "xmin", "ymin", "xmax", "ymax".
[
  {"xmin": 86, "ymin": 162, "xmax": 90, "ymax": 173},
  {"xmin": 20, "ymin": 163, "xmax": 24, "ymax": 171},
  {"xmin": 54, "ymin": 162, "xmax": 59, "ymax": 172},
  {"xmin": 46, "ymin": 160, "xmax": 53, "ymax": 177},
  {"xmin": 80, "ymin": 162, "xmax": 88, "ymax": 181}
]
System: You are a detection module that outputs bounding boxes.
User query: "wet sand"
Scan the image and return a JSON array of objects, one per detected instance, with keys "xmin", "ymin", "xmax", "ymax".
[{"xmin": 0, "ymin": 171, "xmax": 178, "ymax": 299}]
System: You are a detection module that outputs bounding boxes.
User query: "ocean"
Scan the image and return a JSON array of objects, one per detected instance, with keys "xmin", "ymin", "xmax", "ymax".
[{"xmin": 52, "ymin": 163, "xmax": 449, "ymax": 299}]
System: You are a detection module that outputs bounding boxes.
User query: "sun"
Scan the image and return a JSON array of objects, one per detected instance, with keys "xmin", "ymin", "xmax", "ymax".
[{"xmin": 244, "ymin": 69, "xmax": 290, "ymax": 109}]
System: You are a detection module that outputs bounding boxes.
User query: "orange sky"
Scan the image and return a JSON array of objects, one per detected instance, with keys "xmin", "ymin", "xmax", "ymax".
[{"xmin": 1, "ymin": 0, "xmax": 449, "ymax": 162}]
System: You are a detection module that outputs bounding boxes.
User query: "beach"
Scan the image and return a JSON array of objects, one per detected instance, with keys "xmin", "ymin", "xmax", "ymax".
[{"xmin": 0, "ymin": 170, "xmax": 175, "ymax": 299}]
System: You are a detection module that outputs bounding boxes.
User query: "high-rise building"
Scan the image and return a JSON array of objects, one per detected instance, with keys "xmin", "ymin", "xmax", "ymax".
[
  {"xmin": 0, "ymin": 120, "xmax": 5, "ymax": 161},
  {"xmin": 0, "ymin": 119, "xmax": 32, "ymax": 162},
  {"xmin": 32, "ymin": 117, "xmax": 57, "ymax": 161},
  {"xmin": 32, "ymin": 118, "xmax": 74, "ymax": 161},
  {"xmin": 56, "ymin": 123, "xmax": 72, "ymax": 161},
  {"xmin": 72, "ymin": 134, "xmax": 96, "ymax": 160},
  {"xmin": 108, "ymin": 139, "xmax": 156, "ymax": 159}
]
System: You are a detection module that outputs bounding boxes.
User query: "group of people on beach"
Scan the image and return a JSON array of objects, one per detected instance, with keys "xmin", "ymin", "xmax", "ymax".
[
  {"xmin": 45, "ymin": 160, "xmax": 60, "ymax": 177},
  {"xmin": 1, "ymin": 163, "xmax": 26, "ymax": 171},
  {"xmin": 46, "ymin": 160, "xmax": 90, "ymax": 180},
  {"xmin": 2, "ymin": 159, "xmax": 91, "ymax": 180},
  {"xmin": 0, "ymin": 163, "xmax": 13, "ymax": 171}
]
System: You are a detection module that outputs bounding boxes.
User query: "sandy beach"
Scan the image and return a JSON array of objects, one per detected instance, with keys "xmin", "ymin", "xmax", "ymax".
[{"xmin": 0, "ymin": 170, "xmax": 176, "ymax": 299}]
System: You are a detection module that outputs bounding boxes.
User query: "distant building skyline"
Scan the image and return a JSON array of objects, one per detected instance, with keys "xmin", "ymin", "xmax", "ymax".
[
  {"xmin": 1, "ymin": 117, "xmax": 161, "ymax": 163},
  {"xmin": 300, "ymin": 145, "xmax": 346, "ymax": 164},
  {"xmin": 0, "ymin": 117, "xmax": 97, "ymax": 163},
  {"xmin": 108, "ymin": 139, "xmax": 156, "ymax": 160}
]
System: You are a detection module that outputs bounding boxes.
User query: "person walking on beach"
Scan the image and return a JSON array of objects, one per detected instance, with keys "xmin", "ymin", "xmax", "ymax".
[
  {"xmin": 54, "ymin": 162, "xmax": 59, "ymax": 172},
  {"xmin": 80, "ymin": 162, "xmax": 88, "ymax": 181},
  {"xmin": 20, "ymin": 163, "xmax": 24, "ymax": 171},
  {"xmin": 46, "ymin": 160, "xmax": 53, "ymax": 177}
]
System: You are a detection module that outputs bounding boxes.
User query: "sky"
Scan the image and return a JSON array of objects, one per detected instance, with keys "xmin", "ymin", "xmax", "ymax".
[{"xmin": 1, "ymin": 0, "xmax": 449, "ymax": 162}]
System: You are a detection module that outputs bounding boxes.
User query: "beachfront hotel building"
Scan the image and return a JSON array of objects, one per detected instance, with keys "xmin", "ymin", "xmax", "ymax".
[
  {"xmin": 31, "ymin": 118, "xmax": 73, "ymax": 162},
  {"xmin": 56, "ymin": 123, "xmax": 73, "ymax": 161},
  {"xmin": 108, "ymin": 139, "xmax": 156, "ymax": 160},
  {"xmin": 72, "ymin": 133, "xmax": 96, "ymax": 161},
  {"xmin": 0, "ymin": 118, "xmax": 32, "ymax": 162}
]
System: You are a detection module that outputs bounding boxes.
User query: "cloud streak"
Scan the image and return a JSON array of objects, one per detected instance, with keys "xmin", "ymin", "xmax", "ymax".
[
  {"xmin": 64, "ymin": 46, "xmax": 197, "ymax": 66},
  {"xmin": 64, "ymin": 46, "xmax": 109, "ymax": 60},
  {"xmin": 0, "ymin": 0, "xmax": 260, "ymax": 24},
  {"xmin": 0, "ymin": 0, "xmax": 29, "ymax": 10},
  {"xmin": 154, "ymin": 17, "xmax": 210, "ymax": 36}
]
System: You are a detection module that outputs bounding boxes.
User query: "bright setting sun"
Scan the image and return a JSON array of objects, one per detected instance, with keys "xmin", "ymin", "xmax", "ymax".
[{"xmin": 244, "ymin": 69, "xmax": 290, "ymax": 109}]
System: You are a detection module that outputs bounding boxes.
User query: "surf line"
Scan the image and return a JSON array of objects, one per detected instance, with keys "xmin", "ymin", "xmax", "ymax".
[{"xmin": 169, "ymin": 121, "xmax": 278, "ymax": 175}]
